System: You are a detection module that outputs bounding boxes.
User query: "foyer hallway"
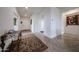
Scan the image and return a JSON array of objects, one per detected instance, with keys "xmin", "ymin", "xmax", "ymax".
[{"xmin": 35, "ymin": 33, "xmax": 79, "ymax": 52}]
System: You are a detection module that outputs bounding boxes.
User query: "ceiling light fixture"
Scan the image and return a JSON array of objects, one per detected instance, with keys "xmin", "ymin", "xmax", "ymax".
[{"xmin": 25, "ymin": 7, "xmax": 28, "ymax": 10}]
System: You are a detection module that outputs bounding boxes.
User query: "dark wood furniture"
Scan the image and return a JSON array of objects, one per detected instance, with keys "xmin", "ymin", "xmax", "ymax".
[
  {"xmin": 0, "ymin": 31, "xmax": 19, "ymax": 52},
  {"xmin": 0, "ymin": 34, "xmax": 7, "ymax": 52}
]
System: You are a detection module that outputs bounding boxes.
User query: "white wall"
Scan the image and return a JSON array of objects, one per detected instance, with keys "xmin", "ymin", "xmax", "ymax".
[
  {"xmin": 32, "ymin": 15, "xmax": 40, "ymax": 32},
  {"xmin": 61, "ymin": 8, "xmax": 79, "ymax": 35},
  {"xmin": 32, "ymin": 7, "xmax": 61, "ymax": 38},
  {"xmin": 50, "ymin": 8, "xmax": 61, "ymax": 38},
  {"xmin": 0, "ymin": 7, "xmax": 18, "ymax": 36},
  {"xmin": 32, "ymin": 8, "xmax": 51, "ymax": 37}
]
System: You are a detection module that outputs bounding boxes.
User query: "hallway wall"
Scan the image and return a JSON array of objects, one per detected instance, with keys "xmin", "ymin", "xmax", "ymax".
[
  {"xmin": 61, "ymin": 8, "xmax": 79, "ymax": 35},
  {"xmin": 50, "ymin": 8, "xmax": 61, "ymax": 37},
  {"xmin": 32, "ymin": 7, "xmax": 61, "ymax": 38},
  {"xmin": 0, "ymin": 7, "xmax": 18, "ymax": 36}
]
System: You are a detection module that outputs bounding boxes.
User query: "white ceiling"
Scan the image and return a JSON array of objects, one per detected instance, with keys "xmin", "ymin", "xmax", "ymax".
[
  {"xmin": 16, "ymin": 7, "xmax": 44, "ymax": 18},
  {"xmin": 16, "ymin": 7, "xmax": 79, "ymax": 18},
  {"xmin": 57, "ymin": 7, "xmax": 78, "ymax": 13}
]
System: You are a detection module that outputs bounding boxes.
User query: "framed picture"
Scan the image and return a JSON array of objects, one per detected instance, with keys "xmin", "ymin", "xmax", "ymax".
[{"xmin": 66, "ymin": 14, "xmax": 79, "ymax": 26}]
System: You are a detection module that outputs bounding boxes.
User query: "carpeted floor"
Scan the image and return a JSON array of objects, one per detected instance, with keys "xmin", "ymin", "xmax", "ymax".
[{"xmin": 7, "ymin": 34, "xmax": 48, "ymax": 52}]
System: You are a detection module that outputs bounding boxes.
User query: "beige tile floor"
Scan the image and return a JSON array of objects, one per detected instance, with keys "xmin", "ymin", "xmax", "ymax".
[{"xmin": 34, "ymin": 33, "xmax": 79, "ymax": 52}]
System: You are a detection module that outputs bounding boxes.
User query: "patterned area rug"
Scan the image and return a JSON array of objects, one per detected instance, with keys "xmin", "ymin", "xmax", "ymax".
[{"xmin": 7, "ymin": 34, "xmax": 48, "ymax": 52}]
